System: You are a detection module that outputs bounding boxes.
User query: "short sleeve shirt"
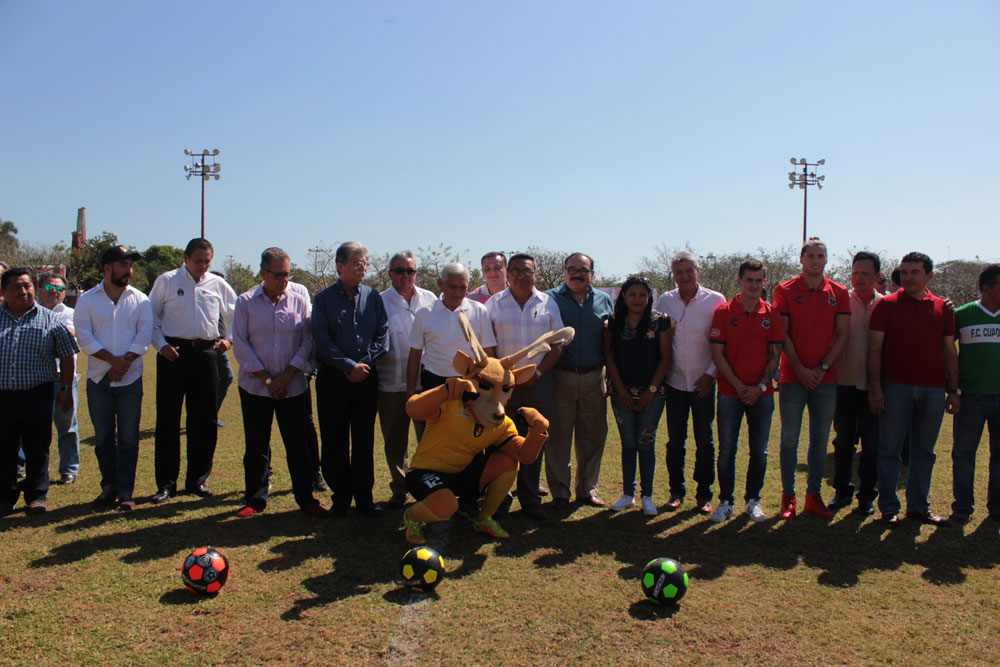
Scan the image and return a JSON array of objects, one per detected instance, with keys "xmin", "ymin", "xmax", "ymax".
[
  {"xmin": 955, "ymin": 300, "xmax": 1000, "ymax": 395},
  {"xmin": 773, "ymin": 275, "xmax": 849, "ymax": 384},
  {"xmin": 710, "ymin": 296, "xmax": 784, "ymax": 397},
  {"xmin": 870, "ymin": 289, "xmax": 955, "ymax": 388},
  {"xmin": 607, "ymin": 311, "xmax": 672, "ymax": 398},
  {"xmin": 0, "ymin": 303, "xmax": 79, "ymax": 390},
  {"xmin": 409, "ymin": 400, "xmax": 519, "ymax": 473}
]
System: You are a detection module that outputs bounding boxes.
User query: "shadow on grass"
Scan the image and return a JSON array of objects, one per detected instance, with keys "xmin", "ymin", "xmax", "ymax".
[
  {"xmin": 627, "ymin": 599, "xmax": 680, "ymax": 620},
  {"xmin": 159, "ymin": 588, "xmax": 219, "ymax": 605}
]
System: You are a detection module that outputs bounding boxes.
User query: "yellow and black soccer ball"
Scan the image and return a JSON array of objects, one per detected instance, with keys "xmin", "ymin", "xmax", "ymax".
[{"xmin": 400, "ymin": 546, "xmax": 445, "ymax": 592}]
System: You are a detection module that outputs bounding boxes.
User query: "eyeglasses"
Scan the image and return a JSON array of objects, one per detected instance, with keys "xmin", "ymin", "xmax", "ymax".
[
  {"xmin": 508, "ymin": 268, "xmax": 535, "ymax": 277},
  {"xmin": 43, "ymin": 284, "xmax": 67, "ymax": 292},
  {"xmin": 265, "ymin": 270, "xmax": 291, "ymax": 279},
  {"xmin": 390, "ymin": 267, "xmax": 417, "ymax": 275},
  {"xmin": 565, "ymin": 267, "xmax": 592, "ymax": 276}
]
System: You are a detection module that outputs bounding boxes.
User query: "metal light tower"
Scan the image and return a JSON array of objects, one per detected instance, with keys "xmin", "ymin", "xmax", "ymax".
[
  {"xmin": 184, "ymin": 149, "xmax": 221, "ymax": 238},
  {"xmin": 787, "ymin": 157, "xmax": 825, "ymax": 244}
]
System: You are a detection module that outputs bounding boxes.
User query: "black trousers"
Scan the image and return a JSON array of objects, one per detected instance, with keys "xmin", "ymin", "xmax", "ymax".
[
  {"xmin": 154, "ymin": 346, "xmax": 219, "ymax": 491},
  {"xmin": 831, "ymin": 385, "xmax": 879, "ymax": 502},
  {"xmin": 239, "ymin": 388, "xmax": 315, "ymax": 510},
  {"xmin": 303, "ymin": 381, "xmax": 321, "ymax": 475},
  {"xmin": 316, "ymin": 366, "xmax": 379, "ymax": 508},
  {"xmin": 1, "ymin": 383, "xmax": 54, "ymax": 506}
]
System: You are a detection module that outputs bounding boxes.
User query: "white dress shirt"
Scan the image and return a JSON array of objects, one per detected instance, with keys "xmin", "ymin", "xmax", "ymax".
[
  {"xmin": 50, "ymin": 303, "xmax": 77, "ymax": 375},
  {"xmin": 836, "ymin": 289, "xmax": 882, "ymax": 390},
  {"xmin": 408, "ymin": 297, "xmax": 497, "ymax": 377},
  {"xmin": 74, "ymin": 282, "xmax": 154, "ymax": 386},
  {"xmin": 377, "ymin": 285, "xmax": 437, "ymax": 392},
  {"xmin": 287, "ymin": 281, "xmax": 312, "ymax": 310},
  {"xmin": 486, "ymin": 287, "xmax": 564, "ymax": 368},
  {"xmin": 655, "ymin": 285, "xmax": 726, "ymax": 392},
  {"xmin": 149, "ymin": 266, "xmax": 237, "ymax": 351}
]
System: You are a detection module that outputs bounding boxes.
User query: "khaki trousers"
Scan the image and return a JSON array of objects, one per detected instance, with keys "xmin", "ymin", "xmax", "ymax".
[
  {"xmin": 377, "ymin": 391, "xmax": 424, "ymax": 495},
  {"xmin": 544, "ymin": 368, "xmax": 608, "ymax": 501}
]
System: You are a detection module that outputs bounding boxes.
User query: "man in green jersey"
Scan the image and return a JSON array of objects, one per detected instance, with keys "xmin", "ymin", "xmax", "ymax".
[{"xmin": 951, "ymin": 264, "xmax": 1000, "ymax": 524}]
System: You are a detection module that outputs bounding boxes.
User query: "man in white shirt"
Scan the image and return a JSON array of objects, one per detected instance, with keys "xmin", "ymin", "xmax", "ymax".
[
  {"xmin": 654, "ymin": 251, "xmax": 726, "ymax": 514},
  {"xmin": 406, "ymin": 262, "xmax": 497, "ymax": 397},
  {"xmin": 376, "ymin": 251, "xmax": 437, "ymax": 508},
  {"xmin": 148, "ymin": 238, "xmax": 236, "ymax": 502},
  {"xmin": 74, "ymin": 246, "xmax": 153, "ymax": 510},
  {"xmin": 486, "ymin": 253, "xmax": 564, "ymax": 520},
  {"xmin": 38, "ymin": 272, "xmax": 81, "ymax": 485}
]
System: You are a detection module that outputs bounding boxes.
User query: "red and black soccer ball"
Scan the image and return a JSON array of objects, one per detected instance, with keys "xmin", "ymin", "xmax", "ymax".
[{"xmin": 181, "ymin": 547, "xmax": 230, "ymax": 594}]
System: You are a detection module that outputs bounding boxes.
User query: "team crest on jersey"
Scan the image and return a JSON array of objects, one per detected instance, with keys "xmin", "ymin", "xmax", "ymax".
[
  {"xmin": 762, "ymin": 318, "xmax": 771, "ymax": 329},
  {"xmin": 177, "ymin": 288, "xmax": 184, "ymax": 296},
  {"xmin": 793, "ymin": 296, "xmax": 804, "ymax": 304},
  {"xmin": 473, "ymin": 424, "xmax": 484, "ymax": 437},
  {"xmin": 710, "ymin": 327, "xmax": 721, "ymax": 338},
  {"xmin": 729, "ymin": 318, "xmax": 739, "ymax": 327},
  {"xmin": 828, "ymin": 296, "xmax": 837, "ymax": 307}
]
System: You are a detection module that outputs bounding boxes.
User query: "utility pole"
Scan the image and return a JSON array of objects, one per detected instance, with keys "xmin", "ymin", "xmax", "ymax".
[
  {"xmin": 787, "ymin": 157, "xmax": 825, "ymax": 244},
  {"xmin": 184, "ymin": 149, "xmax": 221, "ymax": 238}
]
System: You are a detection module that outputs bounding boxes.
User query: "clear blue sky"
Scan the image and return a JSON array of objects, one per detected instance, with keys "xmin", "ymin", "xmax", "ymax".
[{"xmin": 2, "ymin": 1, "xmax": 997, "ymax": 279}]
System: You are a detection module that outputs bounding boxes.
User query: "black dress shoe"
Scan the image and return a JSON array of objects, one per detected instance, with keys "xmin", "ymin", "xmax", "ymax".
[
  {"xmin": 328, "ymin": 504, "xmax": 349, "ymax": 518},
  {"xmin": 827, "ymin": 493, "xmax": 852, "ymax": 510},
  {"xmin": 313, "ymin": 472, "xmax": 329, "ymax": 492},
  {"xmin": 855, "ymin": 500, "xmax": 875, "ymax": 516},
  {"xmin": 523, "ymin": 503, "xmax": 547, "ymax": 521},
  {"xmin": 92, "ymin": 486, "xmax": 117, "ymax": 509},
  {"xmin": 356, "ymin": 502, "xmax": 384, "ymax": 518},
  {"xmin": 186, "ymin": 484, "xmax": 213, "ymax": 498},
  {"xmin": 385, "ymin": 492, "xmax": 408, "ymax": 509},
  {"xmin": 151, "ymin": 486, "xmax": 176, "ymax": 503}
]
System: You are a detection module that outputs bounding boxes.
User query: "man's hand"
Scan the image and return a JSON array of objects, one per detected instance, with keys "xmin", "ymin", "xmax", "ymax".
[
  {"xmin": 159, "ymin": 345, "xmax": 179, "ymax": 361},
  {"xmin": 946, "ymin": 393, "xmax": 961, "ymax": 415},
  {"xmin": 738, "ymin": 384, "xmax": 762, "ymax": 406},
  {"xmin": 348, "ymin": 363, "xmax": 370, "ymax": 383},
  {"xmin": 56, "ymin": 388, "xmax": 73, "ymax": 413},
  {"xmin": 107, "ymin": 367, "xmax": 126, "ymax": 383},
  {"xmin": 798, "ymin": 365, "xmax": 824, "ymax": 390},
  {"xmin": 109, "ymin": 355, "xmax": 132, "ymax": 373},
  {"xmin": 868, "ymin": 386, "xmax": 885, "ymax": 415},
  {"xmin": 213, "ymin": 339, "xmax": 231, "ymax": 353},
  {"xmin": 693, "ymin": 373, "xmax": 715, "ymax": 398},
  {"xmin": 943, "ymin": 297, "xmax": 956, "ymax": 313}
]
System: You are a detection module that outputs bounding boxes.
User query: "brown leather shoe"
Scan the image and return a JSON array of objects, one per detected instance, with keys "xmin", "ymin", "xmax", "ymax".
[
  {"xmin": 906, "ymin": 508, "xmax": 950, "ymax": 525},
  {"xmin": 697, "ymin": 500, "xmax": 713, "ymax": 515},
  {"xmin": 579, "ymin": 495, "xmax": 606, "ymax": 507},
  {"xmin": 664, "ymin": 496, "xmax": 683, "ymax": 511}
]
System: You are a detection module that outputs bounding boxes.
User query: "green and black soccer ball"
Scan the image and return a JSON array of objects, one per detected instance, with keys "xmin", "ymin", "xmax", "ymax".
[
  {"xmin": 400, "ymin": 546, "xmax": 445, "ymax": 592},
  {"xmin": 641, "ymin": 557, "xmax": 689, "ymax": 604}
]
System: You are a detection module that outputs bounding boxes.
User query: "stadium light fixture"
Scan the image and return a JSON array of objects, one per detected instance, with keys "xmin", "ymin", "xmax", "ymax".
[
  {"xmin": 183, "ymin": 147, "xmax": 222, "ymax": 238},
  {"xmin": 784, "ymin": 157, "xmax": 826, "ymax": 243}
]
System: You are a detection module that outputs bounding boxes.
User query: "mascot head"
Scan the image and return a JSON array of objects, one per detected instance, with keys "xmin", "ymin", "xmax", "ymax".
[{"xmin": 452, "ymin": 312, "xmax": 574, "ymax": 427}]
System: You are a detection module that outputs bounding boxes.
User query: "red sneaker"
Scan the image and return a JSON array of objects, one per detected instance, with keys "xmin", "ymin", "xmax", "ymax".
[
  {"xmin": 778, "ymin": 493, "xmax": 797, "ymax": 520},
  {"xmin": 235, "ymin": 505, "xmax": 257, "ymax": 518},
  {"xmin": 302, "ymin": 501, "xmax": 328, "ymax": 518},
  {"xmin": 804, "ymin": 493, "xmax": 834, "ymax": 520}
]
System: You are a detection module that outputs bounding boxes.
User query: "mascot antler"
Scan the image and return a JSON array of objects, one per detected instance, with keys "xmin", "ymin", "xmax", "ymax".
[
  {"xmin": 457, "ymin": 310, "xmax": 489, "ymax": 368},
  {"xmin": 501, "ymin": 327, "xmax": 575, "ymax": 369}
]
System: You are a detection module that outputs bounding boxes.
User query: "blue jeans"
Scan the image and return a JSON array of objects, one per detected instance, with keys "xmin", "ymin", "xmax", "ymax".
[
  {"xmin": 779, "ymin": 382, "xmax": 837, "ymax": 495},
  {"xmin": 611, "ymin": 395, "xmax": 665, "ymax": 497},
  {"xmin": 216, "ymin": 352, "xmax": 234, "ymax": 411},
  {"xmin": 664, "ymin": 385, "xmax": 715, "ymax": 503},
  {"xmin": 877, "ymin": 382, "xmax": 945, "ymax": 514},
  {"xmin": 951, "ymin": 393, "xmax": 1000, "ymax": 517},
  {"xmin": 52, "ymin": 377, "xmax": 80, "ymax": 475},
  {"xmin": 87, "ymin": 376, "xmax": 143, "ymax": 499},
  {"xmin": 717, "ymin": 393, "xmax": 774, "ymax": 504}
]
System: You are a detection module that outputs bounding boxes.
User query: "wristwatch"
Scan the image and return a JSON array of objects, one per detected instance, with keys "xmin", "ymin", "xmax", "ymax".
[
  {"xmin": 648, "ymin": 385, "xmax": 658, "ymax": 394},
  {"xmin": 819, "ymin": 362, "xmax": 830, "ymax": 372},
  {"xmin": 758, "ymin": 382, "xmax": 768, "ymax": 392},
  {"xmin": 59, "ymin": 385, "xmax": 72, "ymax": 393},
  {"xmin": 948, "ymin": 388, "xmax": 962, "ymax": 396},
  {"xmin": 535, "ymin": 369, "xmax": 543, "ymax": 378}
]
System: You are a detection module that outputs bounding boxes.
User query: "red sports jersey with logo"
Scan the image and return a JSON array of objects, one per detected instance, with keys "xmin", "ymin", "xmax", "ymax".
[
  {"xmin": 773, "ymin": 275, "xmax": 850, "ymax": 384},
  {"xmin": 710, "ymin": 296, "xmax": 784, "ymax": 397}
]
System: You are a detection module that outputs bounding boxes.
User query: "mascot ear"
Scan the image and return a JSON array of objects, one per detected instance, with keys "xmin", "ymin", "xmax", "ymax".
[
  {"xmin": 453, "ymin": 350, "xmax": 477, "ymax": 377},
  {"xmin": 512, "ymin": 365, "xmax": 537, "ymax": 386}
]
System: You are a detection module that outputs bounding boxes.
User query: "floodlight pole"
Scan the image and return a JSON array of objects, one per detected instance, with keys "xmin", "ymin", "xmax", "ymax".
[
  {"xmin": 787, "ymin": 158, "xmax": 825, "ymax": 244},
  {"xmin": 184, "ymin": 149, "xmax": 222, "ymax": 238}
]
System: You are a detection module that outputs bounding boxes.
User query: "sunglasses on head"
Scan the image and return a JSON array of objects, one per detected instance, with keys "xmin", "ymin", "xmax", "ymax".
[
  {"xmin": 44, "ymin": 284, "xmax": 67, "ymax": 292},
  {"xmin": 625, "ymin": 275, "xmax": 650, "ymax": 285},
  {"xmin": 391, "ymin": 267, "xmax": 417, "ymax": 275}
]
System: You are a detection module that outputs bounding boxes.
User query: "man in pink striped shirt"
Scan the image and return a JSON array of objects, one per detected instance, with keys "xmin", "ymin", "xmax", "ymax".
[{"xmin": 232, "ymin": 247, "xmax": 326, "ymax": 518}]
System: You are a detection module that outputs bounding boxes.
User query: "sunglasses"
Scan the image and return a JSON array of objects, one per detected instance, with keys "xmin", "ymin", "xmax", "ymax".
[
  {"xmin": 265, "ymin": 270, "xmax": 291, "ymax": 279},
  {"xmin": 508, "ymin": 268, "xmax": 535, "ymax": 277},
  {"xmin": 44, "ymin": 284, "xmax": 67, "ymax": 292},
  {"xmin": 390, "ymin": 267, "xmax": 417, "ymax": 275},
  {"xmin": 626, "ymin": 275, "xmax": 650, "ymax": 284}
]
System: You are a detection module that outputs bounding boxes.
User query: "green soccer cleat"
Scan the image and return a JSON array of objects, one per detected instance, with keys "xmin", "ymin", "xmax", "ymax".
[
  {"xmin": 402, "ymin": 509, "xmax": 427, "ymax": 545},
  {"xmin": 472, "ymin": 516, "xmax": 509, "ymax": 539}
]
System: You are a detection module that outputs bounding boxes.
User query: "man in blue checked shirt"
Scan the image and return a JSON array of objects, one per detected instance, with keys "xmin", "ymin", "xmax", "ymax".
[{"xmin": 1, "ymin": 268, "xmax": 79, "ymax": 516}]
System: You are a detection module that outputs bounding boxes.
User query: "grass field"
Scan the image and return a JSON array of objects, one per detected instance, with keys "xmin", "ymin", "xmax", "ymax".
[{"xmin": 2, "ymin": 350, "xmax": 999, "ymax": 666}]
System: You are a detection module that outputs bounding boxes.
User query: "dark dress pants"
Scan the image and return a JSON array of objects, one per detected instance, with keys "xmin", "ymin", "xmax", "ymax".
[
  {"xmin": 316, "ymin": 367, "xmax": 379, "ymax": 509},
  {"xmin": 508, "ymin": 373, "xmax": 555, "ymax": 509},
  {"xmin": 664, "ymin": 384, "xmax": 716, "ymax": 504},
  {"xmin": 1, "ymin": 383, "xmax": 54, "ymax": 506},
  {"xmin": 239, "ymin": 388, "xmax": 315, "ymax": 510},
  {"xmin": 831, "ymin": 385, "xmax": 879, "ymax": 502},
  {"xmin": 154, "ymin": 347, "xmax": 219, "ymax": 491}
]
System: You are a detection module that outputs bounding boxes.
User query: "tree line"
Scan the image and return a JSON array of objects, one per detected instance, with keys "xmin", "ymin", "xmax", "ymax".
[{"xmin": 0, "ymin": 220, "xmax": 987, "ymax": 306}]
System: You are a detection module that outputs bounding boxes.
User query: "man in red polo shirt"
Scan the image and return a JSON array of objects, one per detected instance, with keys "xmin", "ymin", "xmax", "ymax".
[
  {"xmin": 709, "ymin": 259, "xmax": 784, "ymax": 523},
  {"xmin": 868, "ymin": 251, "xmax": 959, "ymax": 525},
  {"xmin": 773, "ymin": 237, "xmax": 850, "ymax": 520}
]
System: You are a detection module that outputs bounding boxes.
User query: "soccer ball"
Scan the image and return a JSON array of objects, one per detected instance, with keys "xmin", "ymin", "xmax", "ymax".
[
  {"xmin": 400, "ymin": 546, "xmax": 445, "ymax": 592},
  {"xmin": 640, "ymin": 557, "xmax": 688, "ymax": 605},
  {"xmin": 181, "ymin": 547, "xmax": 230, "ymax": 594}
]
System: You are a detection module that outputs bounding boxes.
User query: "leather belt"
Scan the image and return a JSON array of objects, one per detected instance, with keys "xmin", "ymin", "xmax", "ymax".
[
  {"xmin": 165, "ymin": 336, "xmax": 216, "ymax": 350},
  {"xmin": 558, "ymin": 364, "xmax": 601, "ymax": 374}
]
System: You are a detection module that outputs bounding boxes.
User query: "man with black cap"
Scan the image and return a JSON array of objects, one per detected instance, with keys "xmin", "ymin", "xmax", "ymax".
[
  {"xmin": 148, "ymin": 238, "xmax": 236, "ymax": 502},
  {"xmin": 74, "ymin": 246, "xmax": 154, "ymax": 510}
]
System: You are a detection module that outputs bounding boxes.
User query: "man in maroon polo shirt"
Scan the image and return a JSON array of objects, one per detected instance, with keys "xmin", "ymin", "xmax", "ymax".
[
  {"xmin": 773, "ymin": 237, "xmax": 850, "ymax": 520},
  {"xmin": 709, "ymin": 259, "xmax": 784, "ymax": 523},
  {"xmin": 868, "ymin": 251, "xmax": 959, "ymax": 525}
]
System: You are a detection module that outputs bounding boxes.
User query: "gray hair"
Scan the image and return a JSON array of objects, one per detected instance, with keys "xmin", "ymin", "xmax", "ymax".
[
  {"xmin": 440, "ymin": 262, "xmax": 469, "ymax": 281},
  {"xmin": 390, "ymin": 250, "xmax": 415, "ymax": 268},
  {"xmin": 260, "ymin": 247, "xmax": 290, "ymax": 271},
  {"xmin": 335, "ymin": 242, "xmax": 368, "ymax": 266},
  {"xmin": 670, "ymin": 250, "xmax": 700, "ymax": 270}
]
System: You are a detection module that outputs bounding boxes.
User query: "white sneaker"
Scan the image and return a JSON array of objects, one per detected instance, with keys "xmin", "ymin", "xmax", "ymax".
[
  {"xmin": 610, "ymin": 494, "xmax": 635, "ymax": 511},
  {"xmin": 745, "ymin": 499, "xmax": 766, "ymax": 522},
  {"xmin": 710, "ymin": 501, "xmax": 734, "ymax": 523},
  {"xmin": 640, "ymin": 496, "xmax": 658, "ymax": 516}
]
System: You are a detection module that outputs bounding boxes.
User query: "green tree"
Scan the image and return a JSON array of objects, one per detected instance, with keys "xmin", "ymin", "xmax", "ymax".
[
  {"xmin": 222, "ymin": 255, "xmax": 259, "ymax": 295},
  {"xmin": 0, "ymin": 220, "xmax": 18, "ymax": 254},
  {"xmin": 66, "ymin": 231, "xmax": 119, "ymax": 291},
  {"xmin": 135, "ymin": 245, "xmax": 184, "ymax": 293}
]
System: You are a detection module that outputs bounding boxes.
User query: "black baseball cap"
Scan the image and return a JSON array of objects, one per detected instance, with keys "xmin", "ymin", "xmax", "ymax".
[{"xmin": 101, "ymin": 245, "xmax": 143, "ymax": 265}]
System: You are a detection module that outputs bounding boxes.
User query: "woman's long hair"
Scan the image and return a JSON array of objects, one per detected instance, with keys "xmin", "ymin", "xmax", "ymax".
[{"xmin": 610, "ymin": 276, "xmax": 654, "ymax": 346}]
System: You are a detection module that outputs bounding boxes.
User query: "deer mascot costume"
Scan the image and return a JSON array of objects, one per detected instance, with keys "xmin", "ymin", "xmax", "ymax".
[{"xmin": 401, "ymin": 312, "xmax": 574, "ymax": 544}]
